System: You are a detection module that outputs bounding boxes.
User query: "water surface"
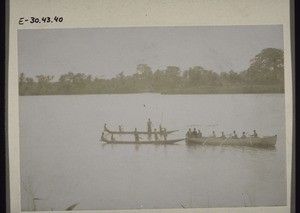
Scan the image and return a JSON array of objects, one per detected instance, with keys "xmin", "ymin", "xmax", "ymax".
[{"xmin": 19, "ymin": 93, "xmax": 286, "ymax": 211}]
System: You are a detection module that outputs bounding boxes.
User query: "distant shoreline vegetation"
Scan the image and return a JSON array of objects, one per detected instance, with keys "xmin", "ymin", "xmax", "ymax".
[{"xmin": 19, "ymin": 48, "xmax": 284, "ymax": 96}]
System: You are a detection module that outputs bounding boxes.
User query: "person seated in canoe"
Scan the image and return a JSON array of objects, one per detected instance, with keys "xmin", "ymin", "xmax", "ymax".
[
  {"xmin": 251, "ymin": 130, "xmax": 258, "ymax": 138},
  {"xmin": 220, "ymin": 131, "xmax": 226, "ymax": 139},
  {"xmin": 186, "ymin": 128, "xmax": 192, "ymax": 138},
  {"xmin": 211, "ymin": 131, "xmax": 216, "ymax": 138},
  {"xmin": 191, "ymin": 128, "xmax": 198, "ymax": 138},
  {"xmin": 134, "ymin": 128, "xmax": 139, "ymax": 142},
  {"xmin": 163, "ymin": 128, "xmax": 168, "ymax": 141},
  {"xmin": 240, "ymin": 132, "xmax": 246, "ymax": 139},
  {"xmin": 118, "ymin": 125, "xmax": 123, "ymax": 132},
  {"xmin": 111, "ymin": 133, "xmax": 115, "ymax": 141},
  {"xmin": 197, "ymin": 129, "xmax": 202, "ymax": 138},
  {"xmin": 154, "ymin": 128, "xmax": 159, "ymax": 141},
  {"xmin": 232, "ymin": 131, "xmax": 238, "ymax": 139},
  {"xmin": 147, "ymin": 118, "xmax": 152, "ymax": 133}
]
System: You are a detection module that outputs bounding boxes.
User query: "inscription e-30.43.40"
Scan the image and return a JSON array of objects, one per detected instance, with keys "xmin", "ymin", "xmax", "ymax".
[{"xmin": 19, "ymin": 16, "xmax": 63, "ymax": 25}]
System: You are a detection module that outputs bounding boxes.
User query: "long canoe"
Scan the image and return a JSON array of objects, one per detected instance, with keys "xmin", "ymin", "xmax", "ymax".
[
  {"xmin": 186, "ymin": 135, "xmax": 277, "ymax": 147},
  {"xmin": 101, "ymin": 137, "xmax": 185, "ymax": 144},
  {"xmin": 104, "ymin": 127, "xmax": 178, "ymax": 135}
]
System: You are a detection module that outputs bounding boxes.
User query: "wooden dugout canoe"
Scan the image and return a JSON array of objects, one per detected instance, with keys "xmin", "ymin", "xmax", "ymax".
[
  {"xmin": 186, "ymin": 135, "xmax": 277, "ymax": 147},
  {"xmin": 100, "ymin": 136, "xmax": 185, "ymax": 144}
]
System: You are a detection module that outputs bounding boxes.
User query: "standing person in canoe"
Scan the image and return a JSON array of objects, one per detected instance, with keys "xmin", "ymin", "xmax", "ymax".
[
  {"xmin": 147, "ymin": 118, "xmax": 152, "ymax": 134},
  {"xmin": 232, "ymin": 131, "xmax": 238, "ymax": 139},
  {"xmin": 163, "ymin": 128, "xmax": 168, "ymax": 141},
  {"xmin": 134, "ymin": 128, "xmax": 139, "ymax": 142}
]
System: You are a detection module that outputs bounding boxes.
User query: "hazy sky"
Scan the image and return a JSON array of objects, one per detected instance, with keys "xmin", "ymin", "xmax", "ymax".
[{"xmin": 18, "ymin": 25, "xmax": 283, "ymax": 79}]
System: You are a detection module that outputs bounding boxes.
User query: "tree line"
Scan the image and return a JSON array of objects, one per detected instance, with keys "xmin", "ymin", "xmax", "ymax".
[{"xmin": 19, "ymin": 48, "xmax": 284, "ymax": 96}]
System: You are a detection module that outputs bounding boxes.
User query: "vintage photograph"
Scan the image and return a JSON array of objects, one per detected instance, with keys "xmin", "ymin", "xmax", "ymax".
[{"xmin": 18, "ymin": 25, "xmax": 286, "ymax": 211}]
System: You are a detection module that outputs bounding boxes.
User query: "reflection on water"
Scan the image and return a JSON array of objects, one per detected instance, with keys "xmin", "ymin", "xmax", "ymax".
[
  {"xmin": 100, "ymin": 142, "xmax": 180, "ymax": 152},
  {"xmin": 185, "ymin": 143, "xmax": 277, "ymax": 153},
  {"xmin": 101, "ymin": 142, "xmax": 277, "ymax": 153}
]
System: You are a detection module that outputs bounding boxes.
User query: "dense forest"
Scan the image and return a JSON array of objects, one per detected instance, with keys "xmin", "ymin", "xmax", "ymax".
[{"xmin": 19, "ymin": 48, "xmax": 284, "ymax": 96}]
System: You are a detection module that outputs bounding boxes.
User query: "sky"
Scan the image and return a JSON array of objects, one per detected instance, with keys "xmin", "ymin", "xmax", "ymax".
[{"xmin": 18, "ymin": 25, "xmax": 283, "ymax": 79}]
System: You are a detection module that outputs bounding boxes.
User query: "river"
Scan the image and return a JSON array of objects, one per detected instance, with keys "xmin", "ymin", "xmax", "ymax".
[{"xmin": 19, "ymin": 93, "xmax": 286, "ymax": 211}]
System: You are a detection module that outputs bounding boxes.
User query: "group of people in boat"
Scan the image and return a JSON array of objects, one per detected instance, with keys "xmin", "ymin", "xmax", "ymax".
[
  {"xmin": 102, "ymin": 119, "xmax": 169, "ymax": 142},
  {"xmin": 133, "ymin": 128, "xmax": 168, "ymax": 142},
  {"xmin": 147, "ymin": 119, "xmax": 168, "ymax": 135},
  {"xmin": 104, "ymin": 120, "xmax": 167, "ymax": 134},
  {"xmin": 102, "ymin": 122, "xmax": 259, "ymax": 143},
  {"xmin": 135, "ymin": 119, "xmax": 169, "ymax": 142},
  {"xmin": 186, "ymin": 128, "xmax": 258, "ymax": 139}
]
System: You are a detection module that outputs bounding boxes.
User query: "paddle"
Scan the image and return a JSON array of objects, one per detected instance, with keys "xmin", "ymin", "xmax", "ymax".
[
  {"xmin": 220, "ymin": 138, "xmax": 228, "ymax": 146},
  {"xmin": 203, "ymin": 137, "xmax": 210, "ymax": 145},
  {"xmin": 248, "ymin": 137, "xmax": 253, "ymax": 146},
  {"xmin": 245, "ymin": 133, "xmax": 253, "ymax": 146}
]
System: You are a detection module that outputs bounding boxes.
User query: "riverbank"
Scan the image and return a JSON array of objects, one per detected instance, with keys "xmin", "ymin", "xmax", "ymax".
[
  {"xmin": 19, "ymin": 84, "xmax": 284, "ymax": 96},
  {"xmin": 160, "ymin": 84, "xmax": 284, "ymax": 94}
]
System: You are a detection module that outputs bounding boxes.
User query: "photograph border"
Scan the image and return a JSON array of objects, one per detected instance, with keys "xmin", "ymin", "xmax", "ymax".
[{"xmin": 7, "ymin": 0, "xmax": 293, "ymax": 212}]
